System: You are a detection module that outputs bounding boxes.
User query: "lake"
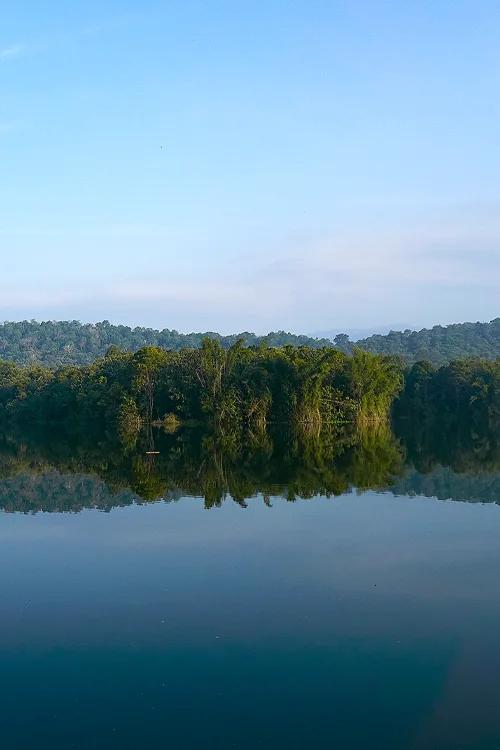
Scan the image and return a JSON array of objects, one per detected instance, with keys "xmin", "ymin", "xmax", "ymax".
[{"xmin": 1, "ymin": 424, "xmax": 500, "ymax": 749}]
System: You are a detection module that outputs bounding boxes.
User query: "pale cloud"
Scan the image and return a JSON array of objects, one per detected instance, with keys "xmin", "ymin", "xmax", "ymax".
[
  {"xmin": 265, "ymin": 220, "xmax": 500, "ymax": 294},
  {"xmin": 0, "ymin": 287, "xmax": 77, "ymax": 308},
  {"xmin": 0, "ymin": 44, "xmax": 26, "ymax": 61},
  {"xmin": 0, "ymin": 211, "xmax": 498, "ymax": 333}
]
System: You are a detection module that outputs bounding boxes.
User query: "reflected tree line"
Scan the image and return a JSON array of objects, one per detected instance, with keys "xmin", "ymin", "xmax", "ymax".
[{"xmin": 0, "ymin": 416, "xmax": 499, "ymax": 513}]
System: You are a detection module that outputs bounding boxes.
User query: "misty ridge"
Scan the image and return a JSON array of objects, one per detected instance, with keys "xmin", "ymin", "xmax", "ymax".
[{"xmin": 0, "ymin": 317, "xmax": 499, "ymax": 367}]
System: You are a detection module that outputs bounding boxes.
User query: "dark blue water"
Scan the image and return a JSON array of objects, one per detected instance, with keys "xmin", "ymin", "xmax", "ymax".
[{"xmin": 1, "ymin": 489, "xmax": 500, "ymax": 749}]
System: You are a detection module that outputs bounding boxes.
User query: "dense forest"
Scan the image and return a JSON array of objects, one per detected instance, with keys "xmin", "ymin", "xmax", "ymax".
[
  {"xmin": 396, "ymin": 358, "xmax": 500, "ymax": 433},
  {"xmin": 0, "ymin": 341, "xmax": 403, "ymax": 438},
  {"xmin": 0, "ymin": 320, "xmax": 331, "ymax": 366},
  {"xmin": 0, "ymin": 332, "xmax": 499, "ymax": 441},
  {"xmin": 347, "ymin": 317, "xmax": 500, "ymax": 365}
]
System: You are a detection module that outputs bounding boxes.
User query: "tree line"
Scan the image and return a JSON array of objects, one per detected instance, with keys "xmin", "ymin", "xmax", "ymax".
[
  {"xmin": 339, "ymin": 317, "xmax": 500, "ymax": 365},
  {"xmin": 1, "ymin": 318, "xmax": 499, "ymax": 369},
  {"xmin": 0, "ymin": 336, "xmax": 498, "ymax": 441},
  {"xmin": 0, "ymin": 341, "xmax": 403, "ymax": 437},
  {"xmin": 0, "ymin": 320, "xmax": 331, "ymax": 366}
]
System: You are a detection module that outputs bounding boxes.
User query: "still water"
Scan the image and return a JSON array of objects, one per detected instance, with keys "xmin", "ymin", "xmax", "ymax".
[{"xmin": 1, "ymin": 426, "xmax": 500, "ymax": 749}]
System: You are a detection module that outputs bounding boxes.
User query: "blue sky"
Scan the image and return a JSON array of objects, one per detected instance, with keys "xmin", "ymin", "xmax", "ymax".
[{"xmin": 1, "ymin": 1, "xmax": 499, "ymax": 334}]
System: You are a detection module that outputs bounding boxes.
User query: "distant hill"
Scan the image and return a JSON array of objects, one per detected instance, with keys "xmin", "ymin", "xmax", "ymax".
[
  {"xmin": 0, "ymin": 320, "xmax": 331, "ymax": 366},
  {"xmin": 351, "ymin": 318, "xmax": 500, "ymax": 365},
  {"xmin": 0, "ymin": 318, "xmax": 498, "ymax": 367}
]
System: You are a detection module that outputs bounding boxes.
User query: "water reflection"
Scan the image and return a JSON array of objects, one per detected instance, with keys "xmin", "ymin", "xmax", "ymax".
[
  {"xmin": 1, "ymin": 419, "xmax": 499, "ymax": 513},
  {"xmin": 2, "ymin": 423, "xmax": 500, "ymax": 749}
]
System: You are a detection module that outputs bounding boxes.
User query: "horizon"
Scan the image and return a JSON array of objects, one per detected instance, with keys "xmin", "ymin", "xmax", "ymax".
[{"xmin": 2, "ymin": 2, "xmax": 500, "ymax": 331}]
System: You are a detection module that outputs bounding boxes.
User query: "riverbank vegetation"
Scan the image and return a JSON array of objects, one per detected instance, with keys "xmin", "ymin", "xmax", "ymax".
[
  {"xmin": 0, "ymin": 341, "xmax": 403, "ymax": 437},
  {"xmin": 0, "ymin": 338, "xmax": 498, "ymax": 447},
  {"xmin": 397, "ymin": 357, "xmax": 500, "ymax": 431}
]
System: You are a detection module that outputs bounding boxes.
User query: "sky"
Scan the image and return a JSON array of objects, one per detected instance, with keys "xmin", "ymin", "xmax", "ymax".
[{"xmin": 1, "ymin": 1, "xmax": 499, "ymax": 335}]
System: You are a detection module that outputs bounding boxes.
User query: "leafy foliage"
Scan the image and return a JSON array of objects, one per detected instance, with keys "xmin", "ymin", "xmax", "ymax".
[
  {"xmin": 0, "ymin": 341, "xmax": 402, "ymax": 436},
  {"xmin": 397, "ymin": 358, "xmax": 500, "ymax": 432}
]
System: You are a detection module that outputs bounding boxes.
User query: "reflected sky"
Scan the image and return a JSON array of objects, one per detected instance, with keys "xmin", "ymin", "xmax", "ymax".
[{"xmin": 1, "ymin": 492, "xmax": 500, "ymax": 748}]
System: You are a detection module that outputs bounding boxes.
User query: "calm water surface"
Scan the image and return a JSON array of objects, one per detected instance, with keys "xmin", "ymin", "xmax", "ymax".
[{"xmin": 1, "ymin": 430, "xmax": 500, "ymax": 749}]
